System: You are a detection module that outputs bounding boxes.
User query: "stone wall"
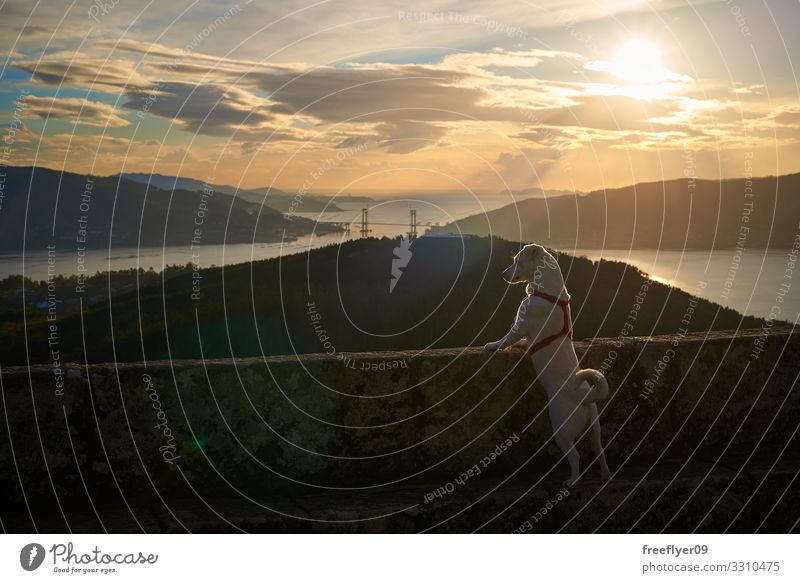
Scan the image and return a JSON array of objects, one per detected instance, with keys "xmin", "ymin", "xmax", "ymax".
[{"xmin": 1, "ymin": 328, "xmax": 798, "ymax": 532}]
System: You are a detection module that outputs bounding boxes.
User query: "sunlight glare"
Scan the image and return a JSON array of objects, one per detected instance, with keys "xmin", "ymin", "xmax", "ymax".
[{"xmin": 611, "ymin": 39, "xmax": 665, "ymax": 83}]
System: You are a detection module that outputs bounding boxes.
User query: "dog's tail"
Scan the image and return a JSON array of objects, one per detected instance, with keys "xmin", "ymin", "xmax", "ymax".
[{"xmin": 571, "ymin": 368, "xmax": 609, "ymax": 404}]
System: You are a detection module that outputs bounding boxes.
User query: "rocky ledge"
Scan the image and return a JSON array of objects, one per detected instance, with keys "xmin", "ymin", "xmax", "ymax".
[{"xmin": 1, "ymin": 328, "xmax": 798, "ymax": 532}]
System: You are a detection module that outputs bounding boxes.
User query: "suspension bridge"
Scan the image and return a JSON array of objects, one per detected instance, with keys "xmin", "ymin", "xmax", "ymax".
[{"xmin": 322, "ymin": 205, "xmax": 487, "ymax": 240}]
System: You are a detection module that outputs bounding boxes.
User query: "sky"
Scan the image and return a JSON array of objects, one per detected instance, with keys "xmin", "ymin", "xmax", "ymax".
[{"xmin": 1, "ymin": 0, "xmax": 799, "ymax": 193}]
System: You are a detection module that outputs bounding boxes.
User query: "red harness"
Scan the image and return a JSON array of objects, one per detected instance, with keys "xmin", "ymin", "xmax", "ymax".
[{"xmin": 526, "ymin": 289, "xmax": 573, "ymax": 355}]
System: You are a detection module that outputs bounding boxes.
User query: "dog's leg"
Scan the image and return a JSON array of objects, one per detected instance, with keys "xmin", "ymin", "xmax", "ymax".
[
  {"xmin": 554, "ymin": 434, "xmax": 579, "ymax": 487},
  {"xmin": 484, "ymin": 300, "xmax": 530, "ymax": 351},
  {"xmin": 589, "ymin": 416, "xmax": 611, "ymax": 482},
  {"xmin": 483, "ymin": 328, "xmax": 525, "ymax": 351}
]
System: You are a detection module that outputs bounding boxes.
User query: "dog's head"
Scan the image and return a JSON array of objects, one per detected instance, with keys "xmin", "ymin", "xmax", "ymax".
[{"xmin": 502, "ymin": 244, "xmax": 559, "ymax": 284}]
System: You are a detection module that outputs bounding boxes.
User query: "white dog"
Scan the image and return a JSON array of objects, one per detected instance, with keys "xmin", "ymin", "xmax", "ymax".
[{"xmin": 483, "ymin": 244, "xmax": 611, "ymax": 486}]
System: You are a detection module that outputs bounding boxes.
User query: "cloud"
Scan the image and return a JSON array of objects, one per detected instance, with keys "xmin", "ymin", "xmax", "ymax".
[
  {"xmin": 123, "ymin": 82, "xmax": 270, "ymax": 130},
  {"xmin": 11, "ymin": 53, "xmax": 152, "ymax": 91},
  {"xmin": 121, "ymin": 81, "xmax": 308, "ymax": 145},
  {"xmin": 20, "ymin": 95, "xmax": 130, "ymax": 127},
  {"xmin": 2, "ymin": 119, "xmax": 39, "ymax": 150},
  {"xmin": 8, "ymin": 41, "xmax": 767, "ymax": 159},
  {"xmin": 529, "ymin": 94, "xmax": 682, "ymax": 132},
  {"xmin": 774, "ymin": 106, "xmax": 800, "ymax": 127},
  {"xmin": 374, "ymin": 121, "xmax": 447, "ymax": 154},
  {"xmin": 0, "ymin": 1, "xmax": 697, "ymax": 65},
  {"xmin": 93, "ymin": 39, "xmax": 303, "ymax": 73},
  {"xmin": 13, "ymin": 45, "xmax": 564, "ymax": 152},
  {"xmin": 5, "ymin": 6, "xmax": 795, "ymax": 183},
  {"xmin": 468, "ymin": 147, "xmax": 570, "ymax": 192}
]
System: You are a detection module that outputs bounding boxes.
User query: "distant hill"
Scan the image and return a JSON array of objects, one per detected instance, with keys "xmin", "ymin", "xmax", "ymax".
[
  {"xmin": 506, "ymin": 187, "xmax": 581, "ymax": 198},
  {"xmin": 0, "ymin": 236, "xmax": 763, "ymax": 365},
  {"xmin": 0, "ymin": 166, "xmax": 340, "ymax": 252},
  {"xmin": 433, "ymin": 174, "xmax": 800, "ymax": 249},
  {"xmin": 116, "ymin": 172, "xmax": 345, "ymax": 213},
  {"xmin": 327, "ymin": 193, "xmax": 375, "ymax": 203}
]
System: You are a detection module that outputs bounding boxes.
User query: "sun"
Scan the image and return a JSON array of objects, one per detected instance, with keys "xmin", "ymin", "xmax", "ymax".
[
  {"xmin": 587, "ymin": 38, "xmax": 688, "ymax": 99},
  {"xmin": 611, "ymin": 39, "xmax": 665, "ymax": 84}
]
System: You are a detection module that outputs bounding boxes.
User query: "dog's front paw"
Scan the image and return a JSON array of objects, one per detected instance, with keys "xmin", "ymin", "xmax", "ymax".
[{"xmin": 483, "ymin": 342, "xmax": 499, "ymax": 352}]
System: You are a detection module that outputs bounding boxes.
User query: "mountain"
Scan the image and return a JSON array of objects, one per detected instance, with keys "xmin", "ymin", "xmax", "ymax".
[
  {"xmin": 433, "ymin": 174, "xmax": 800, "ymax": 249},
  {"xmin": 0, "ymin": 236, "xmax": 762, "ymax": 365},
  {"xmin": 116, "ymin": 172, "xmax": 345, "ymax": 213},
  {"xmin": 506, "ymin": 187, "xmax": 582, "ymax": 198},
  {"xmin": 0, "ymin": 166, "xmax": 341, "ymax": 252}
]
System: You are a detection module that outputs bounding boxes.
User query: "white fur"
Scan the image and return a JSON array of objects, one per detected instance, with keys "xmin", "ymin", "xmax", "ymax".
[{"xmin": 483, "ymin": 244, "xmax": 611, "ymax": 486}]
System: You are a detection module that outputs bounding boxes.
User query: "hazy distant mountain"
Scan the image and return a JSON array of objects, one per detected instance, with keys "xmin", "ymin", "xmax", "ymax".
[
  {"xmin": 434, "ymin": 174, "xmax": 800, "ymax": 249},
  {"xmin": 0, "ymin": 166, "xmax": 340, "ymax": 252},
  {"xmin": 116, "ymin": 172, "xmax": 345, "ymax": 213},
  {"xmin": 506, "ymin": 187, "xmax": 582, "ymax": 198}
]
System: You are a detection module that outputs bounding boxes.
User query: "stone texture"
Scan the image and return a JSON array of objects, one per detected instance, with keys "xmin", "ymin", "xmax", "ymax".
[{"xmin": 1, "ymin": 328, "xmax": 798, "ymax": 532}]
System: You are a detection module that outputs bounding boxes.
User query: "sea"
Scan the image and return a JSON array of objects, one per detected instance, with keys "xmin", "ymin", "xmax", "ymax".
[
  {"xmin": 570, "ymin": 248, "xmax": 798, "ymax": 323},
  {"xmin": 0, "ymin": 193, "xmax": 515, "ymax": 281},
  {"xmin": 1, "ymin": 193, "xmax": 797, "ymax": 322}
]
